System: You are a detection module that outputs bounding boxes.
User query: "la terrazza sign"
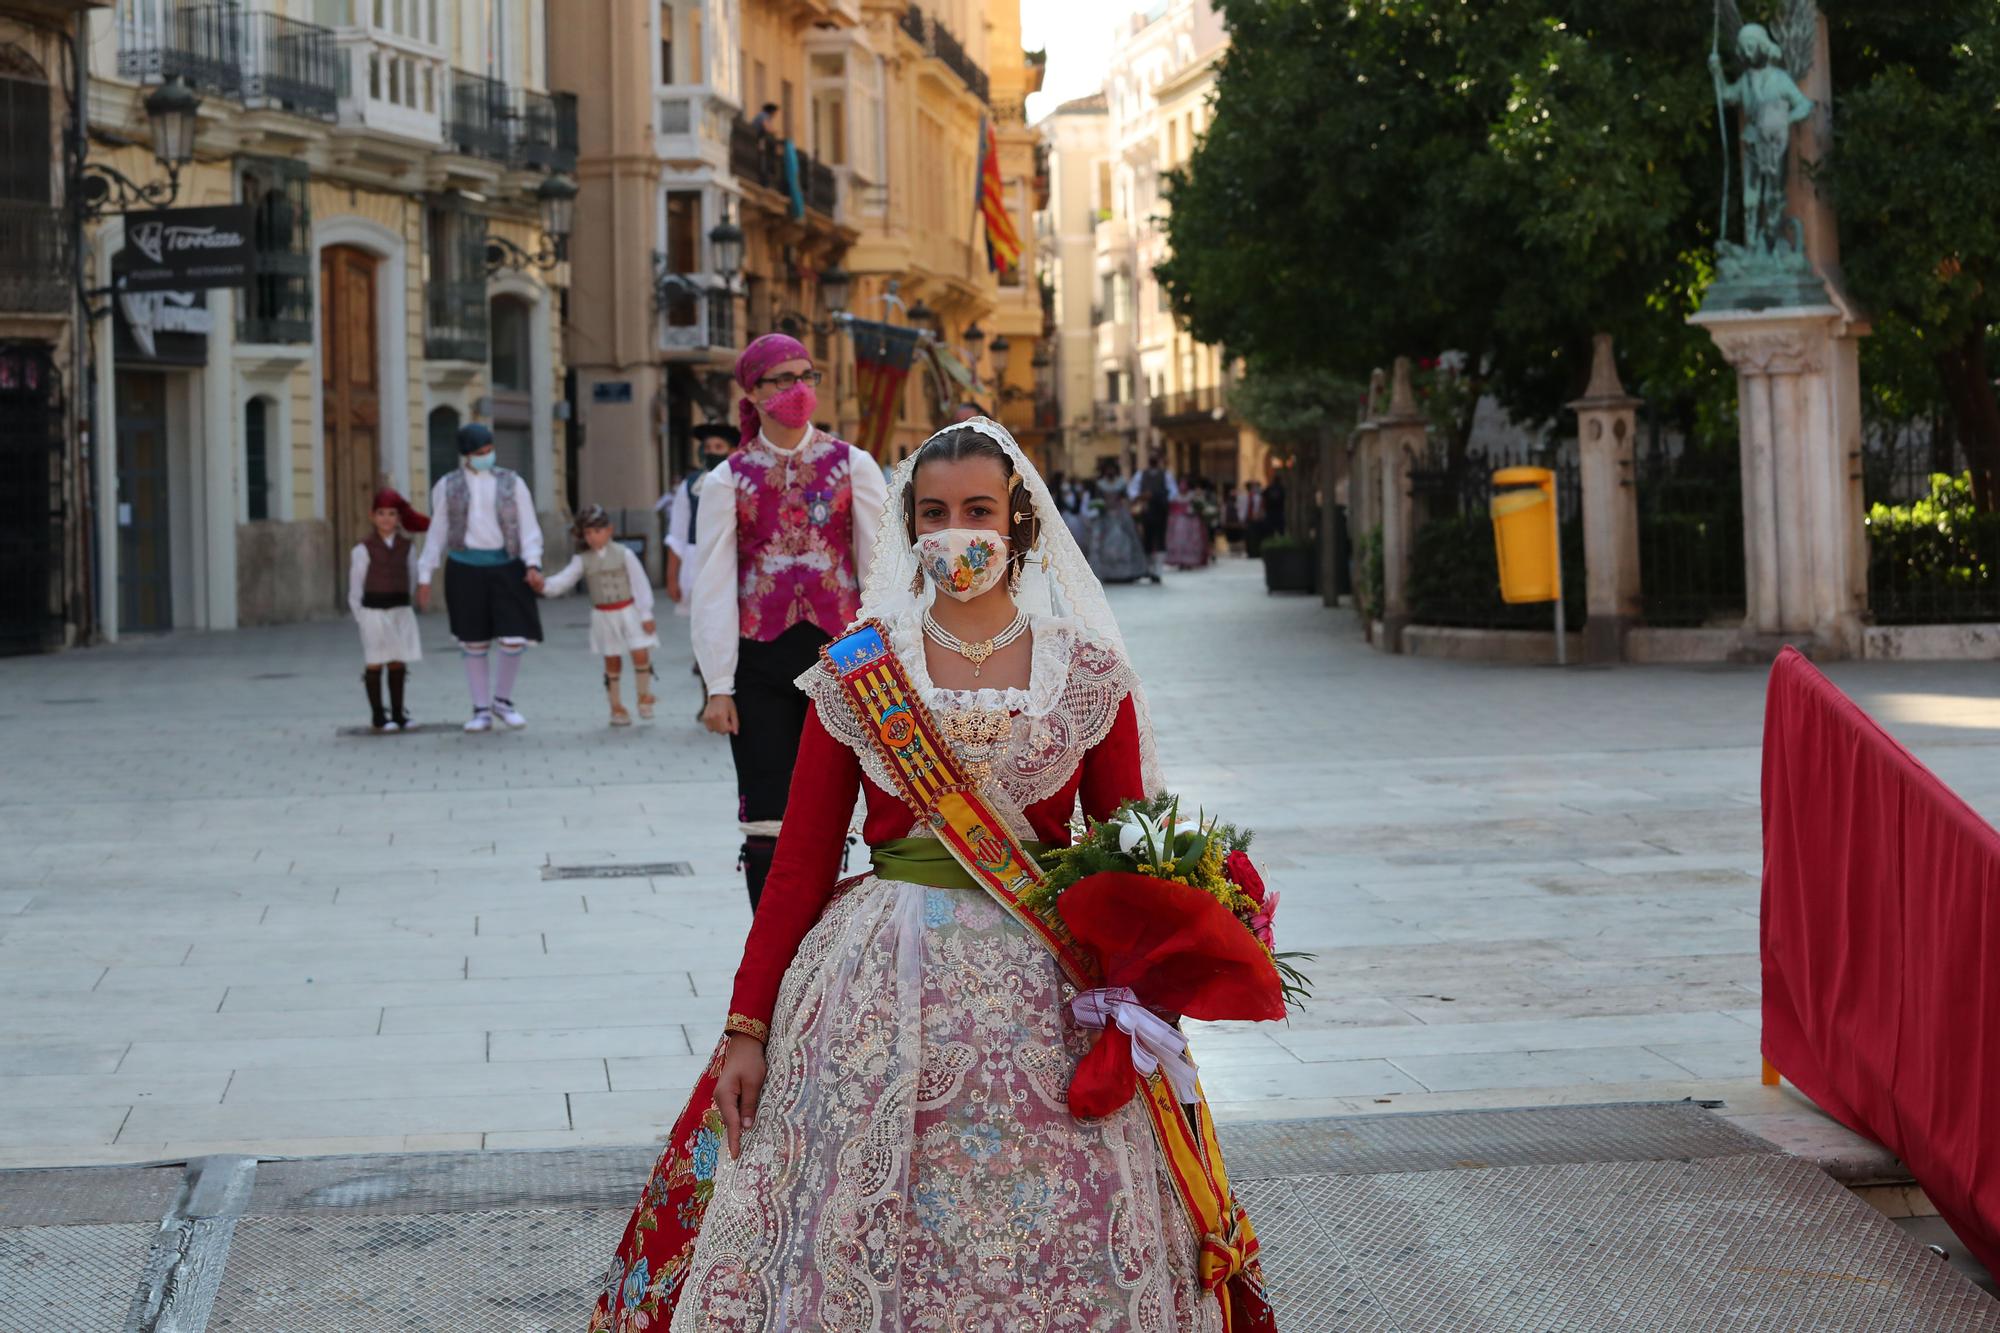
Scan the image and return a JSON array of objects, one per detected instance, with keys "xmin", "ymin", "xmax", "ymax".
[{"xmin": 118, "ymin": 205, "xmax": 256, "ymax": 293}]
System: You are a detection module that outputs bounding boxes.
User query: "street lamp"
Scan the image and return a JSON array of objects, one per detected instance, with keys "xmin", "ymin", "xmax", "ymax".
[
  {"xmin": 75, "ymin": 76, "xmax": 202, "ymax": 219},
  {"xmin": 906, "ymin": 298, "xmax": 938, "ymax": 333},
  {"xmin": 987, "ymin": 334, "xmax": 1011, "ymax": 380},
  {"xmin": 709, "ymin": 209, "xmax": 746, "ymax": 288},
  {"xmin": 819, "ymin": 265, "xmax": 851, "ymax": 315},
  {"xmin": 145, "ymin": 78, "xmax": 201, "ymax": 170},
  {"xmin": 537, "ymin": 173, "xmax": 576, "ymax": 252},
  {"xmin": 487, "ymin": 172, "xmax": 579, "ymax": 272}
]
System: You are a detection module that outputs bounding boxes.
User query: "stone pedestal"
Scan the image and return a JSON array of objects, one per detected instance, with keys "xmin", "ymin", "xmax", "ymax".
[
  {"xmin": 1568, "ymin": 334, "xmax": 1643, "ymax": 662},
  {"xmin": 1689, "ymin": 301, "xmax": 1869, "ymax": 656},
  {"xmin": 1376, "ymin": 357, "xmax": 1426, "ymax": 653}
]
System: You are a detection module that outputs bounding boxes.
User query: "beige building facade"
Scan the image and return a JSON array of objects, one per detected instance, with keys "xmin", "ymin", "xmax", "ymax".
[
  {"xmin": 58, "ymin": 0, "xmax": 574, "ymax": 642},
  {"xmin": 556, "ymin": 0, "xmax": 1045, "ymax": 526},
  {"xmin": 1037, "ymin": 0, "xmax": 1264, "ymax": 487}
]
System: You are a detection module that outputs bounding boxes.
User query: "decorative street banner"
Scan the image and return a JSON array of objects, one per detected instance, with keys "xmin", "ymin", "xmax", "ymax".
[
  {"xmin": 118, "ymin": 205, "xmax": 256, "ymax": 293},
  {"xmin": 848, "ymin": 318, "xmax": 923, "ymax": 460}
]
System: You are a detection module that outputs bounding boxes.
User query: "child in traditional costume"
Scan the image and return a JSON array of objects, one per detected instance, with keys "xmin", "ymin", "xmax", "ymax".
[
  {"xmin": 415, "ymin": 423, "xmax": 546, "ymax": 732},
  {"xmin": 348, "ymin": 488, "xmax": 429, "ymax": 732},
  {"xmin": 539, "ymin": 505, "xmax": 659, "ymax": 726},
  {"xmin": 688, "ymin": 333, "xmax": 888, "ymax": 909},
  {"xmin": 589, "ymin": 418, "xmax": 1276, "ymax": 1333}
]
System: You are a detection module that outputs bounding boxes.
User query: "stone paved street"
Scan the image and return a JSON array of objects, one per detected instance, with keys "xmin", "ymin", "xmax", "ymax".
[{"xmin": 6, "ymin": 559, "xmax": 2000, "ymax": 1168}]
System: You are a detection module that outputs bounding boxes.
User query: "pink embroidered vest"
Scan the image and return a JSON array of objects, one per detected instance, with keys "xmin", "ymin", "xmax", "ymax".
[{"xmin": 732, "ymin": 430, "xmax": 862, "ymax": 642}]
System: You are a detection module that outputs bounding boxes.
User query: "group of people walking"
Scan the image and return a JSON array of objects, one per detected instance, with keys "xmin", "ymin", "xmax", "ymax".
[{"xmin": 1046, "ymin": 452, "xmax": 1280, "ymax": 586}]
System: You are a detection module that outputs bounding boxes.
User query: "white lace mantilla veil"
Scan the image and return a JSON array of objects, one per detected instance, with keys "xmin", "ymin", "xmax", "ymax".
[{"xmin": 857, "ymin": 416, "xmax": 1166, "ymax": 797}]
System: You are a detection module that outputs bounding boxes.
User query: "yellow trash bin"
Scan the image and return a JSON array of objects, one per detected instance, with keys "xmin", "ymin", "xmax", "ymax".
[{"xmin": 1490, "ymin": 467, "xmax": 1560, "ymax": 605}]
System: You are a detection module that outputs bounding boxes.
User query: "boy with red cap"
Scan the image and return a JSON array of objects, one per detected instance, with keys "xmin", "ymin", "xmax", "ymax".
[
  {"xmin": 689, "ymin": 333, "xmax": 887, "ymax": 908},
  {"xmin": 349, "ymin": 488, "xmax": 430, "ymax": 732}
]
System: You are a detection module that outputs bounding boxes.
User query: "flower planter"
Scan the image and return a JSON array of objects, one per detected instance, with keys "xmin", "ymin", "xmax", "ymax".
[{"xmin": 1262, "ymin": 544, "xmax": 1316, "ymax": 594}]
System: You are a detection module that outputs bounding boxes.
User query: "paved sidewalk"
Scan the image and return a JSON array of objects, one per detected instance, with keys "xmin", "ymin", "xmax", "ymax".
[{"xmin": 5, "ymin": 559, "xmax": 2000, "ymax": 1167}]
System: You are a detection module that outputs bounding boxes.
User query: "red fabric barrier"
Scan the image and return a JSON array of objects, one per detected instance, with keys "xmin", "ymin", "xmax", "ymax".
[{"xmin": 1762, "ymin": 646, "xmax": 2000, "ymax": 1274}]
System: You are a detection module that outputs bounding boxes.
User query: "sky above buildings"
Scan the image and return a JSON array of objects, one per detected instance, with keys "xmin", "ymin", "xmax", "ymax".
[{"xmin": 1022, "ymin": 0, "xmax": 1118, "ymax": 120}]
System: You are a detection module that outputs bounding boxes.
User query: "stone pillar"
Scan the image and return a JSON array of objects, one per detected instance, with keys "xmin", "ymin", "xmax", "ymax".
[
  {"xmin": 1319, "ymin": 424, "xmax": 1343, "ymax": 607},
  {"xmin": 1568, "ymin": 334, "xmax": 1642, "ymax": 662},
  {"xmin": 1376, "ymin": 357, "xmax": 1425, "ymax": 653},
  {"xmin": 1690, "ymin": 302, "xmax": 1869, "ymax": 655}
]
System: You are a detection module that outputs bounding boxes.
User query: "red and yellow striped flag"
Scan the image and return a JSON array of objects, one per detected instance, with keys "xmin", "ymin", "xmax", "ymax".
[{"xmin": 976, "ymin": 115, "xmax": 1023, "ymax": 275}]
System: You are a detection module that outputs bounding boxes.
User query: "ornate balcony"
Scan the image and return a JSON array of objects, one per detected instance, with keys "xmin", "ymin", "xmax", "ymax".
[
  {"xmin": 899, "ymin": 5, "xmax": 988, "ymax": 104},
  {"xmin": 243, "ymin": 11, "xmax": 337, "ymax": 120},
  {"xmin": 118, "ymin": 1, "xmax": 244, "ymax": 98},
  {"xmin": 513, "ymin": 89, "xmax": 577, "ymax": 172},
  {"xmin": 654, "ymin": 86, "xmax": 733, "ymax": 170},
  {"xmin": 729, "ymin": 117, "xmax": 840, "ymax": 221},
  {"xmin": 444, "ymin": 68, "xmax": 511, "ymax": 162}
]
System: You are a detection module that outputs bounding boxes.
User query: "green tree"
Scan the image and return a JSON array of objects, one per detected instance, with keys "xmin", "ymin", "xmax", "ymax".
[{"xmin": 1823, "ymin": 4, "xmax": 2000, "ymax": 506}]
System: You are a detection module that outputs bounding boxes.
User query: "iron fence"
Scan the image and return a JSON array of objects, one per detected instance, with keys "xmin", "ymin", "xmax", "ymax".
[
  {"xmin": 1406, "ymin": 442, "xmax": 1585, "ymax": 631},
  {"xmin": 0, "ymin": 203, "xmax": 70, "ymax": 315},
  {"xmin": 1861, "ymin": 415, "xmax": 2000, "ymax": 623},
  {"xmin": 243, "ymin": 11, "xmax": 337, "ymax": 120},
  {"xmin": 1635, "ymin": 422, "xmax": 1745, "ymax": 628}
]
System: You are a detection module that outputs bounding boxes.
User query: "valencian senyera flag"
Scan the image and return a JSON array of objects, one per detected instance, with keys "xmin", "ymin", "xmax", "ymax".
[
  {"xmin": 975, "ymin": 115, "xmax": 1023, "ymax": 275},
  {"xmin": 847, "ymin": 318, "xmax": 924, "ymax": 460}
]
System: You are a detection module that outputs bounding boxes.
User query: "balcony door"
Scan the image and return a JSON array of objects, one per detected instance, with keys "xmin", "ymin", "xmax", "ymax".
[{"xmin": 321, "ymin": 244, "xmax": 380, "ymax": 606}]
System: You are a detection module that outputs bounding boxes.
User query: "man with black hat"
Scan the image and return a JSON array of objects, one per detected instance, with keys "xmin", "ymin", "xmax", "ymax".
[{"xmin": 416, "ymin": 423, "xmax": 546, "ymax": 732}]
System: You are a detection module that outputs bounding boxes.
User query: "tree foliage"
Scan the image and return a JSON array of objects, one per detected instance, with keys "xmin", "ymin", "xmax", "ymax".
[{"xmin": 1160, "ymin": 0, "xmax": 2000, "ymax": 481}]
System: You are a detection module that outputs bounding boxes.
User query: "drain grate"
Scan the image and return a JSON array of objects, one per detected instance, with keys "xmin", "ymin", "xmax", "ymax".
[
  {"xmin": 248, "ymin": 672, "xmax": 297, "ymax": 680},
  {"xmin": 542, "ymin": 862, "xmax": 694, "ymax": 880},
  {"xmin": 41, "ymin": 697, "xmax": 100, "ymax": 705}
]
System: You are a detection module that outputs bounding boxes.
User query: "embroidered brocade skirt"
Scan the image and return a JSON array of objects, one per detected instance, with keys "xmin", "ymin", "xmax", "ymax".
[{"xmin": 648, "ymin": 875, "xmax": 1223, "ymax": 1333}]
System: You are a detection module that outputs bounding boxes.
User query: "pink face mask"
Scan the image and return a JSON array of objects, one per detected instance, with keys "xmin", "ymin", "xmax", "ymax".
[{"xmin": 759, "ymin": 381, "xmax": 817, "ymax": 430}]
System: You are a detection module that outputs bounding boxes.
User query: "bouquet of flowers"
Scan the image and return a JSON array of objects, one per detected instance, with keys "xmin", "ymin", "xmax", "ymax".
[{"xmin": 1021, "ymin": 795, "xmax": 1313, "ymax": 1117}]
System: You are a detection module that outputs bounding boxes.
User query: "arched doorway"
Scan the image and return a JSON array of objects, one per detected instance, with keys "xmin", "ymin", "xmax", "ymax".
[
  {"xmin": 321, "ymin": 244, "xmax": 381, "ymax": 605},
  {"xmin": 427, "ymin": 405, "xmax": 461, "ymax": 498}
]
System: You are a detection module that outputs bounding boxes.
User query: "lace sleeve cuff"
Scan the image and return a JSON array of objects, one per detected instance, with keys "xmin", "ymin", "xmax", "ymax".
[{"xmin": 724, "ymin": 1013, "xmax": 770, "ymax": 1043}]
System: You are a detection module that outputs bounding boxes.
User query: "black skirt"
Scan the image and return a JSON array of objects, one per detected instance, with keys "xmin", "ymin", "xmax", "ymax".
[{"xmin": 444, "ymin": 558, "xmax": 544, "ymax": 644}]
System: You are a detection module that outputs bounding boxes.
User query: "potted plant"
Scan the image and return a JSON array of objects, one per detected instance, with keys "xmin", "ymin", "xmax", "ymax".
[{"xmin": 1261, "ymin": 534, "xmax": 1315, "ymax": 593}]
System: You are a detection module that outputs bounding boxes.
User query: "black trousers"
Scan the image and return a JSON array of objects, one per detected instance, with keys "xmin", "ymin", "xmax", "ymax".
[
  {"xmin": 1140, "ymin": 500, "xmax": 1170, "ymax": 555},
  {"xmin": 729, "ymin": 622, "xmax": 831, "ymax": 831}
]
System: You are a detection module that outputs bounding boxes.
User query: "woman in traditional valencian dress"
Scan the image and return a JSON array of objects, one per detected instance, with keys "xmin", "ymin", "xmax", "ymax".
[{"xmin": 589, "ymin": 418, "xmax": 1272, "ymax": 1333}]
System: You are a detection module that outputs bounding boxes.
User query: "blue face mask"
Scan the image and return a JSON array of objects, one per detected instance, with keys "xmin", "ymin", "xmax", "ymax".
[{"xmin": 467, "ymin": 452, "xmax": 497, "ymax": 472}]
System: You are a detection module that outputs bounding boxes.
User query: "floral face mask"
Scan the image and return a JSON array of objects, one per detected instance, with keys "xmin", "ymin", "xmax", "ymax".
[{"xmin": 917, "ymin": 529, "xmax": 1009, "ymax": 602}]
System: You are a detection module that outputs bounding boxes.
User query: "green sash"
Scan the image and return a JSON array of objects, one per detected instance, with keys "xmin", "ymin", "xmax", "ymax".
[{"xmin": 872, "ymin": 836, "xmax": 1063, "ymax": 891}]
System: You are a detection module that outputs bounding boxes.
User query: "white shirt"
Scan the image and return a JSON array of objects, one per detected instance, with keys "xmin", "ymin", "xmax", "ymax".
[
  {"xmin": 347, "ymin": 534, "xmax": 418, "ymax": 616},
  {"xmin": 416, "ymin": 466, "xmax": 544, "ymax": 582},
  {"xmin": 540, "ymin": 544, "xmax": 655, "ymax": 617},
  {"xmin": 690, "ymin": 429, "xmax": 888, "ymax": 696}
]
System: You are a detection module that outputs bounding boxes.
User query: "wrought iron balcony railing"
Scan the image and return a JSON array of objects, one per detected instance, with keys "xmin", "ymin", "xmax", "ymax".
[
  {"xmin": 899, "ymin": 5, "xmax": 988, "ymax": 104},
  {"xmin": 444, "ymin": 68, "xmax": 512, "ymax": 162},
  {"xmin": 244, "ymin": 11, "xmax": 338, "ymax": 120},
  {"xmin": 1151, "ymin": 385, "xmax": 1225, "ymax": 423},
  {"xmin": 728, "ymin": 117, "xmax": 839, "ymax": 219},
  {"xmin": 118, "ymin": 1, "xmax": 245, "ymax": 99},
  {"xmin": 0, "ymin": 203, "xmax": 70, "ymax": 315},
  {"xmin": 424, "ymin": 278, "xmax": 489, "ymax": 363},
  {"xmin": 513, "ymin": 89, "xmax": 578, "ymax": 172}
]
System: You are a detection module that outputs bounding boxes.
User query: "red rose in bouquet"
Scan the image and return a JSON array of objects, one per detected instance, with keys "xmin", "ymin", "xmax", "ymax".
[{"xmin": 1224, "ymin": 850, "xmax": 1266, "ymax": 905}]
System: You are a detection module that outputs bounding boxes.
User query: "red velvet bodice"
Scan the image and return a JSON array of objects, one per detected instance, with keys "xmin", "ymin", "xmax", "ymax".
[{"xmin": 726, "ymin": 694, "xmax": 1146, "ymax": 1029}]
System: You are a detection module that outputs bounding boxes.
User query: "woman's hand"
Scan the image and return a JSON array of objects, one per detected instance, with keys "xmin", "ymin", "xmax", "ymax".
[
  {"xmin": 714, "ymin": 1035, "xmax": 767, "ymax": 1159},
  {"xmin": 702, "ymin": 695, "xmax": 740, "ymax": 735}
]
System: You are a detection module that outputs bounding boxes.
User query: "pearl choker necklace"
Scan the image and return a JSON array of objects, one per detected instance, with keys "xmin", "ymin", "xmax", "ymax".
[{"xmin": 923, "ymin": 609, "xmax": 1029, "ymax": 679}]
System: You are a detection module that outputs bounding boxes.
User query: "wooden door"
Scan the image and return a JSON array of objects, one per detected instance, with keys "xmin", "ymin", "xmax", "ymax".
[
  {"xmin": 115, "ymin": 370, "xmax": 172, "ymax": 632},
  {"xmin": 321, "ymin": 245, "xmax": 381, "ymax": 605}
]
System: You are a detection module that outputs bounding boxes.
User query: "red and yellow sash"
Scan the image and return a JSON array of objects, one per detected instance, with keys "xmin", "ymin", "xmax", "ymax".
[{"xmin": 824, "ymin": 620, "xmax": 1276, "ymax": 1332}]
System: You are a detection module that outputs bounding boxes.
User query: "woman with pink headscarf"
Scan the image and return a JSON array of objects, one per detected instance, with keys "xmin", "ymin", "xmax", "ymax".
[{"xmin": 686, "ymin": 333, "xmax": 889, "ymax": 908}]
